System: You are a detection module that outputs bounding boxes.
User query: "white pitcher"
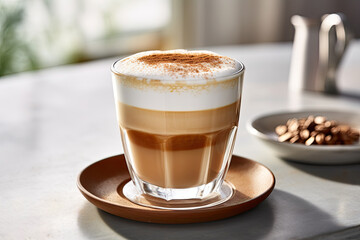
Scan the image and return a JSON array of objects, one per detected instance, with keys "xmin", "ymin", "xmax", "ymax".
[{"xmin": 289, "ymin": 13, "xmax": 353, "ymax": 94}]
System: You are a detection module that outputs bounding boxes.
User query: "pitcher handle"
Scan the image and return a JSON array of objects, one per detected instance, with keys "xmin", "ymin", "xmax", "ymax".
[{"xmin": 317, "ymin": 13, "xmax": 353, "ymax": 94}]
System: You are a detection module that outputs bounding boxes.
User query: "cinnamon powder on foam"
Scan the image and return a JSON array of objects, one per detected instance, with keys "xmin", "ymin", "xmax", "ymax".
[{"xmin": 137, "ymin": 53, "xmax": 228, "ymax": 79}]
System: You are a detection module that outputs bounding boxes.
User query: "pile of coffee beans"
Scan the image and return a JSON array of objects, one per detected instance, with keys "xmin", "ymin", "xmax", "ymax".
[{"xmin": 275, "ymin": 116, "xmax": 360, "ymax": 146}]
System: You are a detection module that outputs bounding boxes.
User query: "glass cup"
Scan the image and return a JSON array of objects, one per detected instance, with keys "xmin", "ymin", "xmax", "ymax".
[{"xmin": 111, "ymin": 56, "xmax": 244, "ymax": 209}]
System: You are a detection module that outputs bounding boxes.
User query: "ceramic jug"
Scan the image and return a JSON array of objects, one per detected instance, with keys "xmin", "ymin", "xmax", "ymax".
[{"xmin": 289, "ymin": 13, "xmax": 353, "ymax": 94}]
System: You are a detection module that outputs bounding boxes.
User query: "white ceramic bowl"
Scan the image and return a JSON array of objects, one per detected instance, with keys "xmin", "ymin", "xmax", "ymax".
[{"xmin": 247, "ymin": 110, "xmax": 360, "ymax": 165}]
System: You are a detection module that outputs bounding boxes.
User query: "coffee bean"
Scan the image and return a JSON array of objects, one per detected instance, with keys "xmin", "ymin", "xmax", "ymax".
[
  {"xmin": 290, "ymin": 135, "xmax": 300, "ymax": 143},
  {"xmin": 331, "ymin": 127, "xmax": 340, "ymax": 135},
  {"xmin": 324, "ymin": 121, "xmax": 332, "ymax": 128},
  {"xmin": 315, "ymin": 133, "xmax": 325, "ymax": 144},
  {"xmin": 288, "ymin": 122, "xmax": 299, "ymax": 132},
  {"xmin": 314, "ymin": 116, "xmax": 326, "ymax": 124},
  {"xmin": 303, "ymin": 116, "xmax": 315, "ymax": 130},
  {"xmin": 275, "ymin": 125, "xmax": 287, "ymax": 135},
  {"xmin": 315, "ymin": 124, "xmax": 330, "ymax": 134},
  {"xmin": 325, "ymin": 135, "xmax": 332, "ymax": 144},
  {"xmin": 278, "ymin": 132, "xmax": 293, "ymax": 142},
  {"xmin": 305, "ymin": 136, "xmax": 315, "ymax": 146},
  {"xmin": 298, "ymin": 118, "xmax": 306, "ymax": 125},
  {"xmin": 300, "ymin": 129, "xmax": 310, "ymax": 140}
]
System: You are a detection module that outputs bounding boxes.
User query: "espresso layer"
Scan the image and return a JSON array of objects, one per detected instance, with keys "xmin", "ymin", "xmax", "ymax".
[
  {"xmin": 117, "ymin": 101, "xmax": 240, "ymax": 188},
  {"xmin": 121, "ymin": 127, "xmax": 237, "ymax": 188}
]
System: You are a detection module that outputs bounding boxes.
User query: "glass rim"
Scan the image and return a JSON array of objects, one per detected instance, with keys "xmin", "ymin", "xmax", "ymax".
[{"xmin": 111, "ymin": 57, "xmax": 245, "ymax": 83}]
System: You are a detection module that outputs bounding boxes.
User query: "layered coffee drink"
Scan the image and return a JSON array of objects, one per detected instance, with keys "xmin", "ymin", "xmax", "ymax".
[{"xmin": 111, "ymin": 50, "xmax": 244, "ymax": 202}]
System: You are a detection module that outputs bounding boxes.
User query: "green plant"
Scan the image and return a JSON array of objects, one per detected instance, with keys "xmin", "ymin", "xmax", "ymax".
[{"xmin": 0, "ymin": 4, "xmax": 39, "ymax": 76}]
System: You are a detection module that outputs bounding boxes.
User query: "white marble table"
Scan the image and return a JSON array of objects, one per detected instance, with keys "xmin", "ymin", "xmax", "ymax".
[{"xmin": 1, "ymin": 41, "xmax": 360, "ymax": 239}]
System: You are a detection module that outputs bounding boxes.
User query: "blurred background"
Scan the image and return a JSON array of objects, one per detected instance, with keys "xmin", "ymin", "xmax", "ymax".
[{"xmin": 1, "ymin": 0, "xmax": 359, "ymax": 77}]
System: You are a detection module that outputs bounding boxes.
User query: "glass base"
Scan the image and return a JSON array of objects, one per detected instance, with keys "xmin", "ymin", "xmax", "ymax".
[{"xmin": 123, "ymin": 180, "xmax": 234, "ymax": 210}]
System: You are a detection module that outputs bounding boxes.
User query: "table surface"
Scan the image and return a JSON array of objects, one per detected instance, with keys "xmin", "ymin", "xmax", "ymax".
[{"xmin": 1, "ymin": 41, "xmax": 360, "ymax": 240}]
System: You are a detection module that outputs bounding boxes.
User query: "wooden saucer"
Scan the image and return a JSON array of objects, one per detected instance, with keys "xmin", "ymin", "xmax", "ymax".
[{"xmin": 77, "ymin": 154, "xmax": 275, "ymax": 224}]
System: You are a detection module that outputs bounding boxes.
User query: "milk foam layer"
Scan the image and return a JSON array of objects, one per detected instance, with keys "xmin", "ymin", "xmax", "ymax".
[
  {"xmin": 112, "ymin": 50, "xmax": 244, "ymax": 111},
  {"xmin": 113, "ymin": 49, "xmax": 242, "ymax": 81}
]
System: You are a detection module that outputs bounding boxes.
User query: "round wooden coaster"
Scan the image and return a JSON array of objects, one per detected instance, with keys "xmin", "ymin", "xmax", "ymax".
[{"xmin": 77, "ymin": 154, "xmax": 275, "ymax": 224}]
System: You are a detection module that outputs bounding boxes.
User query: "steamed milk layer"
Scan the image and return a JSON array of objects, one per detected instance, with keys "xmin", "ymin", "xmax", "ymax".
[{"xmin": 112, "ymin": 50, "xmax": 243, "ymax": 189}]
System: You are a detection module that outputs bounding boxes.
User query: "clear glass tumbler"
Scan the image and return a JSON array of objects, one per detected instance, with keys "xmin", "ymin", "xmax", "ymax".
[{"xmin": 111, "ymin": 54, "xmax": 244, "ymax": 209}]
